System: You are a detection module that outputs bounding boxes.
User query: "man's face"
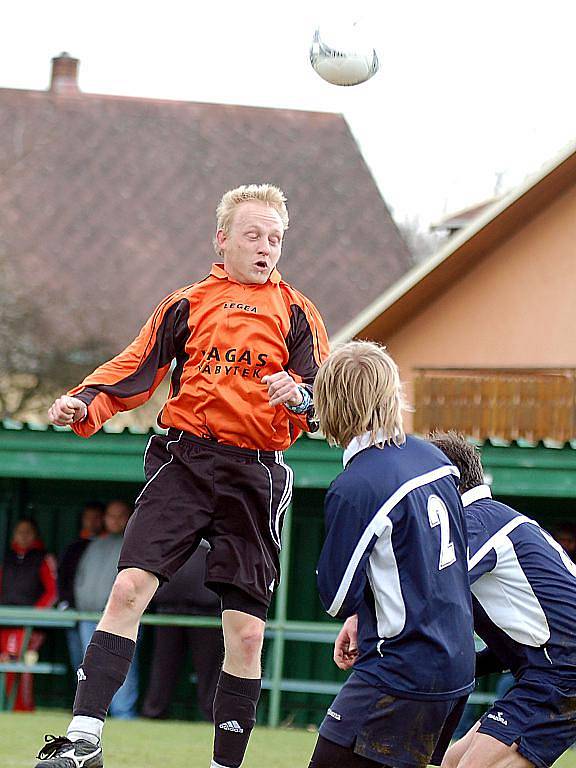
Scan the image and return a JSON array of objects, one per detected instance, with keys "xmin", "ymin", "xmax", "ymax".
[
  {"xmin": 13, "ymin": 521, "xmax": 36, "ymax": 550},
  {"xmin": 217, "ymin": 201, "xmax": 284, "ymax": 285},
  {"xmin": 82, "ymin": 507, "xmax": 104, "ymax": 536},
  {"xmin": 104, "ymin": 502, "xmax": 131, "ymax": 535},
  {"xmin": 557, "ymin": 533, "xmax": 576, "ymax": 555}
]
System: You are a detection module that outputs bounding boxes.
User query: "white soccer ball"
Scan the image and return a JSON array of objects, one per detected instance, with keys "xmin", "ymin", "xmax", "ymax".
[{"xmin": 309, "ymin": 23, "xmax": 379, "ymax": 87}]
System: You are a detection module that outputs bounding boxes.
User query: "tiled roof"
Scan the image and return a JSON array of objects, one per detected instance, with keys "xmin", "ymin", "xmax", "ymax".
[{"xmin": 0, "ymin": 86, "xmax": 411, "ymax": 345}]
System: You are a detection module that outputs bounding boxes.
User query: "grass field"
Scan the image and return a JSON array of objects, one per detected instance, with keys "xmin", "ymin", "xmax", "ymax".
[
  {"xmin": 2, "ymin": 711, "xmax": 576, "ymax": 767},
  {"xmin": 1, "ymin": 711, "xmax": 318, "ymax": 768}
]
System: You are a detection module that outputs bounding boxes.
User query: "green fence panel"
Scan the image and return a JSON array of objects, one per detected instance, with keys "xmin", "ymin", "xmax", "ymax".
[{"xmin": 3, "ymin": 426, "xmax": 576, "ymax": 723}]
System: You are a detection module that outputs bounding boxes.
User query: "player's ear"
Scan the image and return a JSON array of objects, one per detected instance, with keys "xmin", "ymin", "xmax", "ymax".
[{"xmin": 216, "ymin": 229, "xmax": 227, "ymax": 248}]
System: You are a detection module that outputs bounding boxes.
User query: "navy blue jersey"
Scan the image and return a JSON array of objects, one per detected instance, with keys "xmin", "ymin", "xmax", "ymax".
[
  {"xmin": 317, "ymin": 434, "xmax": 475, "ymax": 700},
  {"xmin": 465, "ymin": 486, "xmax": 576, "ymax": 679}
]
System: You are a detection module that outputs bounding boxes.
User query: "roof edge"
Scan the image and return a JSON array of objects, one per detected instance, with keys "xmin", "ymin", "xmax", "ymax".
[
  {"xmin": 332, "ymin": 139, "xmax": 576, "ymax": 345},
  {"xmin": 0, "ymin": 85, "xmax": 343, "ymax": 119}
]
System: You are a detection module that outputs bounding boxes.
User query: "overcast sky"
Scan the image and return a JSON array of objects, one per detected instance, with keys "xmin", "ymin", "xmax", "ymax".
[{"xmin": 1, "ymin": 0, "xmax": 575, "ymax": 227}]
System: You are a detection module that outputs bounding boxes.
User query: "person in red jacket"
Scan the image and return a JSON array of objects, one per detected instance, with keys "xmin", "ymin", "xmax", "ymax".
[
  {"xmin": 0, "ymin": 517, "xmax": 57, "ymax": 710},
  {"xmin": 36, "ymin": 183, "xmax": 330, "ymax": 768}
]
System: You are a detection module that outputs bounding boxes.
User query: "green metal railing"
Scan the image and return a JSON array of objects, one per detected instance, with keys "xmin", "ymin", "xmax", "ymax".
[
  {"xmin": 0, "ymin": 425, "xmax": 519, "ymax": 721},
  {"xmin": 0, "ymin": 507, "xmax": 348, "ymax": 725}
]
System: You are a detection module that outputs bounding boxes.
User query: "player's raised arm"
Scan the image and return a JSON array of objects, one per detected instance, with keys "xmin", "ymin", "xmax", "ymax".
[{"xmin": 50, "ymin": 291, "xmax": 191, "ymax": 437}]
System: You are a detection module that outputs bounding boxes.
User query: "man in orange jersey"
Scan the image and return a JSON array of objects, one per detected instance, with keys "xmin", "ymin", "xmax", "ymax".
[{"xmin": 36, "ymin": 185, "xmax": 329, "ymax": 768}]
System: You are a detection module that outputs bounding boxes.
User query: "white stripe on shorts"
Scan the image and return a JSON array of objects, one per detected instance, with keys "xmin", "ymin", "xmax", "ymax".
[
  {"xmin": 134, "ymin": 431, "xmax": 183, "ymax": 506},
  {"xmin": 257, "ymin": 450, "xmax": 277, "ymax": 548},
  {"xmin": 274, "ymin": 453, "xmax": 293, "ymax": 546}
]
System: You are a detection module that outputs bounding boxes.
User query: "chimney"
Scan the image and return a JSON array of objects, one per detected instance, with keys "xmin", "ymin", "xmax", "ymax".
[{"xmin": 50, "ymin": 52, "xmax": 80, "ymax": 95}]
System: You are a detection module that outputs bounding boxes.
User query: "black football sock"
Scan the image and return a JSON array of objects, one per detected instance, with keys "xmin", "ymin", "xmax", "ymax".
[
  {"xmin": 73, "ymin": 630, "xmax": 136, "ymax": 720},
  {"xmin": 212, "ymin": 671, "xmax": 261, "ymax": 768}
]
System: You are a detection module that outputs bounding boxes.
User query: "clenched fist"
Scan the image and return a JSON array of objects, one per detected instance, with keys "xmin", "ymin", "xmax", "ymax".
[
  {"xmin": 262, "ymin": 371, "xmax": 303, "ymax": 408},
  {"xmin": 334, "ymin": 614, "xmax": 359, "ymax": 671},
  {"xmin": 48, "ymin": 395, "xmax": 87, "ymax": 426}
]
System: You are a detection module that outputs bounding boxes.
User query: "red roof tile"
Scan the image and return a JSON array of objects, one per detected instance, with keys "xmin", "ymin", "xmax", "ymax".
[{"xmin": 0, "ymin": 85, "xmax": 410, "ymax": 343}]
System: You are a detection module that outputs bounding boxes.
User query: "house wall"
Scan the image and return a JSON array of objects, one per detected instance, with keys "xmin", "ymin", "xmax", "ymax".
[{"xmin": 378, "ymin": 184, "xmax": 576, "ymax": 430}]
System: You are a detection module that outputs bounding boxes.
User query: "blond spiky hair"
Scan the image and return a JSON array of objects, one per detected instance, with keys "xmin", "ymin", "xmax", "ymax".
[
  {"xmin": 213, "ymin": 184, "xmax": 289, "ymax": 256},
  {"xmin": 314, "ymin": 340, "xmax": 406, "ymax": 449}
]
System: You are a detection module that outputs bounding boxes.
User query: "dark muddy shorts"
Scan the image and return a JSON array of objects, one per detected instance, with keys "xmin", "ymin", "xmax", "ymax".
[
  {"xmin": 118, "ymin": 428, "xmax": 293, "ymax": 609},
  {"xmin": 478, "ymin": 673, "xmax": 576, "ymax": 768},
  {"xmin": 319, "ymin": 672, "xmax": 468, "ymax": 768}
]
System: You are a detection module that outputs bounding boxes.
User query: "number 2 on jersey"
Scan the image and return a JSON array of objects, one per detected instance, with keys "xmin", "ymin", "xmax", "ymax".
[{"xmin": 427, "ymin": 495, "xmax": 456, "ymax": 570}]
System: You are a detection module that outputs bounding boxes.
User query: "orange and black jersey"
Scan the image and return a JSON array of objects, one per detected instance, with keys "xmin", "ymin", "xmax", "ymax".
[{"xmin": 69, "ymin": 263, "xmax": 330, "ymax": 451}]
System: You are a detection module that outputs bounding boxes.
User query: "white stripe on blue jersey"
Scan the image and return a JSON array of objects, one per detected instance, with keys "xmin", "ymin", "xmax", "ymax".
[
  {"xmin": 327, "ymin": 464, "xmax": 460, "ymax": 618},
  {"xmin": 366, "ymin": 515, "xmax": 405, "ymax": 638},
  {"xmin": 317, "ymin": 435, "xmax": 475, "ymax": 700},
  {"xmin": 464, "ymin": 485, "xmax": 576, "ymax": 673}
]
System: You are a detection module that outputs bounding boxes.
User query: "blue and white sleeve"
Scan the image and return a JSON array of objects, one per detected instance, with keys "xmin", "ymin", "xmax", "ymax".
[
  {"xmin": 466, "ymin": 511, "xmax": 497, "ymax": 584},
  {"xmin": 317, "ymin": 489, "xmax": 376, "ymax": 619}
]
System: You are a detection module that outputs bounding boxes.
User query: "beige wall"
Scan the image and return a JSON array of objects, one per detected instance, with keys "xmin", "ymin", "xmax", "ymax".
[{"xmin": 377, "ymin": 184, "xmax": 576, "ymax": 431}]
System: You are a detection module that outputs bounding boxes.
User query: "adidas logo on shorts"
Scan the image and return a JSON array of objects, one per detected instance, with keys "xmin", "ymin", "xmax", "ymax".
[
  {"xmin": 218, "ymin": 720, "xmax": 244, "ymax": 733},
  {"xmin": 76, "ymin": 667, "xmax": 87, "ymax": 682}
]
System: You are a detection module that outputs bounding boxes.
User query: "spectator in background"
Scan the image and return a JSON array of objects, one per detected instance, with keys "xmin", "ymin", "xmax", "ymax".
[
  {"xmin": 74, "ymin": 500, "xmax": 137, "ymax": 719},
  {"xmin": 142, "ymin": 541, "xmax": 224, "ymax": 721},
  {"xmin": 57, "ymin": 501, "xmax": 105, "ymax": 671},
  {"xmin": 0, "ymin": 517, "xmax": 57, "ymax": 710},
  {"xmin": 552, "ymin": 522, "xmax": 576, "ymax": 562}
]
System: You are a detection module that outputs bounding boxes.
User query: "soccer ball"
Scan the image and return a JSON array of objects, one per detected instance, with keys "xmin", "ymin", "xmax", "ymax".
[{"xmin": 309, "ymin": 24, "xmax": 379, "ymax": 87}]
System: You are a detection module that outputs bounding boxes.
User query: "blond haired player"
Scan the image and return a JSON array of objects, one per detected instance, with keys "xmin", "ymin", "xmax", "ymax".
[
  {"xmin": 36, "ymin": 184, "xmax": 329, "ymax": 768},
  {"xmin": 308, "ymin": 341, "xmax": 475, "ymax": 768}
]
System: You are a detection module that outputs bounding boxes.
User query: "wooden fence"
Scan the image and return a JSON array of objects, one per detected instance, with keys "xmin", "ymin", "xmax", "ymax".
[{"xmin": 413, "ymin": 368, "xmax": 576, "ymax": 443}]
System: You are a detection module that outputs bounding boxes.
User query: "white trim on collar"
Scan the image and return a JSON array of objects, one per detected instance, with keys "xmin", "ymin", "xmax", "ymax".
[
  {"xmin": 461, "ymin": 484, "xmax": 492, "ymax": 507},
  {"xmin": 343, "ymin": 430, "xmax": 389, "ymax": 467}
]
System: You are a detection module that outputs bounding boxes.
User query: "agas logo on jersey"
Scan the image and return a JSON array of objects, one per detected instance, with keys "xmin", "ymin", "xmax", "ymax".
[{"xmin": 197, "ymin": 347, "xmax": 269, "ymax": 379}]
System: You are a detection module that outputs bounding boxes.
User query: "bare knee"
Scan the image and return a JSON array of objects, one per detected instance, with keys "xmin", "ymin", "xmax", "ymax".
[
  {"xmin": 230, "ymin": 622, "xmax": 264, "ymax": 663},
  {"xmin": 222, "ymin": 613, "xmax": 265, "ymax": 675},
  {"xmin": 105, "ymin": 568, "xmax": 157, "ymax": 618}
]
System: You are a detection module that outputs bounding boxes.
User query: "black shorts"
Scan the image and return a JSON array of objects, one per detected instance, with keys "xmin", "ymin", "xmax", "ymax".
[
  {"xmin": 478, "ymin": 673, "xmax": 576, "ymax": 768},
  {"xmin": 118, "ymin": 429, "xmax": 293, "ymax": 609},
  {"xmin": 319, "ymin": 672, "xmax": 468, "ymax": 768}
]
